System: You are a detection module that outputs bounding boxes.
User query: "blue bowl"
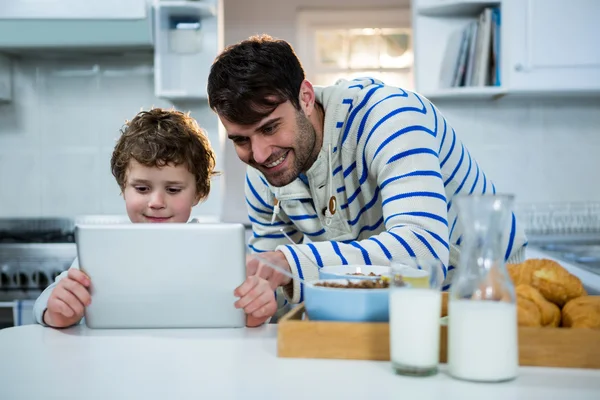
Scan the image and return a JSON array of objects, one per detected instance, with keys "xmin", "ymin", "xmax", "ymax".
[
  {"xmin": 318, "ymin": 265, "xmax": 390, "ymax": 281},
  {"xmin": 304, "ymin": 278, "xmax": 390, "ymax": 322}
]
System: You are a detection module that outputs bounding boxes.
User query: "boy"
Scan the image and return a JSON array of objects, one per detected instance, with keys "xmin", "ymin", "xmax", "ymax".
[{"xmin": 33, "ymin": 108, "xmax": 276, "ymax": 328}]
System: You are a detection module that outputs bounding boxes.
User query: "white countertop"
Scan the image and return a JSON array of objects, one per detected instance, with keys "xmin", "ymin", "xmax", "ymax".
[{"xmin": 1, "ymin": 325, "xmax": 599, "ymax": 400}]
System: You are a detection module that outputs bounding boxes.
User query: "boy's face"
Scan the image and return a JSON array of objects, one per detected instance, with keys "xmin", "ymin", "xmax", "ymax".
[{"xmin": 122, "ymin": 160, "xmax": 200, "ymax": 223}]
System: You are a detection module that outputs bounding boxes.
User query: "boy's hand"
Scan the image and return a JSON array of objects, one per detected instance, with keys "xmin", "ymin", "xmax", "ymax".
[
  {"xmin": 44, "ymin": 269, "xmax": 91, "ymax": 328},
  {"xmin": 234, "ymin": 275, "xmax": 277, "ymax": 327},
  {"xmin": 246, "ymin": 251, "xmax": 292, "ymax": 290}
]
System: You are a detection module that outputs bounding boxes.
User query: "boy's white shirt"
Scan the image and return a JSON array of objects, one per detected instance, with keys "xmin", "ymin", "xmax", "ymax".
[{"xmin": 33, "ymin": 258, "xmax": 80, "ymax": 327}]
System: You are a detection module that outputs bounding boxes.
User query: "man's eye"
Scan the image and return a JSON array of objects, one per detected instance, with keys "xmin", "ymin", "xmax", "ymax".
[
  {"xmin": 233, "ymin": 137, "xmax": 248, "ymax": 145},
  {"xmin": 135, "ymin": 186, "xmax": 149, "ymax": 193},
  {"xmin": 167, "ymin": 187, "xmax": 182, "ymax": 194},
  {"xmin": 263, "ymin": 124, "xmax": 277, "ymax": 135}
]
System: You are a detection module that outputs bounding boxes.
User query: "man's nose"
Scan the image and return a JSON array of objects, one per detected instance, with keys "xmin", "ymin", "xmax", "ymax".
[
  {"xmin": 148, "ymin": 191, "xmax": 166, "ymax": 208},
  {"xmin": 250, "ymin": 136, "xmax": 271, "ymax": 165}
]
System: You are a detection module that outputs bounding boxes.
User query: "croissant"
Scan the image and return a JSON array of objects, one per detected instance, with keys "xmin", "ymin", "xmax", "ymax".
[
  {"xmin": 562, "ymin": 296, "xmax": 600, "ymax": 329},
  {"xmin": 507, "ymin": 259, "xmax": 586, "ymax": 307},
  {"xmin": 515, "ymin": 284, "xmax": 561, "ymax": 327}
]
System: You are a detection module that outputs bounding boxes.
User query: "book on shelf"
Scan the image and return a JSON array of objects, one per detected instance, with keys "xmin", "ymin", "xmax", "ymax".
[
  {"xmin": 491, "ymin": 7, "xmax": 501, "ymax": 87},
  {"xmin": 439, "ymin": 6, "xmax": 501, "ymax": 89}
]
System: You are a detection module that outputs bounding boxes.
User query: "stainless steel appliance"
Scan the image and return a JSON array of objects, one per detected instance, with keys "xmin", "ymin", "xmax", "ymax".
[
  {"xmin": 528, "ymin": 235, "xmax": 600, "ymax": 277},
  {"xmin": 516, "ymin": 202, "xmax": 600, "ymax": 295},
  {"xmin": 0, "ymin": 218, "xmax": 77, "ymax": 328}
]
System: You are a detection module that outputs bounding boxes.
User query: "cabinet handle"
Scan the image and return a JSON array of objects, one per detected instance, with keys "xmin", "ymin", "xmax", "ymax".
[{"xmin": 514, "ymin": 64, "xmax": 524, "ymax": 72}]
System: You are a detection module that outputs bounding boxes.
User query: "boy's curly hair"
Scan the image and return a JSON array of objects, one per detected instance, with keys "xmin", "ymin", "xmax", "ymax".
[{"xmin": 111, "ymin": 108, "xmax": 218, "ymax": 200}]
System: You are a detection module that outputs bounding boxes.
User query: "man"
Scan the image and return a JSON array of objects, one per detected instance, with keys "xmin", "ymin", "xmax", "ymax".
[{"xmin": 208, "ymin": 34, "xmax": 527, "ymax": 313}]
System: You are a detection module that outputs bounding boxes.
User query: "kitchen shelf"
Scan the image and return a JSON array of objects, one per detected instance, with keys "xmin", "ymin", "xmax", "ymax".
[
  {"xmin": 153, "ymin": 0, "xmax": 220, "ymax": 101},
  {"xmin": 418, "ymin": 0, "xmax": 501, "ymax": 17},
  {"xmin": 413, "ymin": 0, "xmax": 600, "ymax": 100},
  {"xmin": 422, "ymin": 86, "xmax": 506, "ymax": 100}
]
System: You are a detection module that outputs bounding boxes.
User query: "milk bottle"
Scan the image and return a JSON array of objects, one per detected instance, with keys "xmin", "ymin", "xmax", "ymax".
[{"xmin": 448, "ymin": 194, "xmax": 519, "ymax": 382}]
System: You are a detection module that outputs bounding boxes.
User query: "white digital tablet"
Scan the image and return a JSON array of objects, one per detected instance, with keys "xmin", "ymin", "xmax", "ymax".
[{"xmin": 74, "ymin": 223, "xmax": 247, "ymax": 329}]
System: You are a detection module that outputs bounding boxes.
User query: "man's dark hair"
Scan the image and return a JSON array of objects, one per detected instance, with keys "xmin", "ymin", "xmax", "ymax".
[{"xmin": 207, "ymin": 34, "xmax": 306, "ymax": 125}]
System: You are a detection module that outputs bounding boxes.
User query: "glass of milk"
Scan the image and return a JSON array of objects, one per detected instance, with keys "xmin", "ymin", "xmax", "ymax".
[{"xmin": 389, "ymin": 258, "xmax": 445, "ymax": 377}]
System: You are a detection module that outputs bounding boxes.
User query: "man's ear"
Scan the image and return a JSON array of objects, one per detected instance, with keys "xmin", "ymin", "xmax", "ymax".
[{"xmin": 298, "ymin": 80, "xmax": 316, "ymax": 116}]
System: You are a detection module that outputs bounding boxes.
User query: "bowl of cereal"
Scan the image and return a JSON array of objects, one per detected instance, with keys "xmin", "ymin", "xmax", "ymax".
[
  {"xmin": 318, "ymin": 265, "xmax": 391, "ymax": 281},
  {"xmin": 304, "ymin": 277, "xmax": 401, "ymax": 322}
]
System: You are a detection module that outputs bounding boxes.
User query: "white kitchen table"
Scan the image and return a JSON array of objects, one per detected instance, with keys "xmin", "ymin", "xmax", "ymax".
[{"xmin": 0, "ymin": 324, "xmax": 599, "ymax": 400}]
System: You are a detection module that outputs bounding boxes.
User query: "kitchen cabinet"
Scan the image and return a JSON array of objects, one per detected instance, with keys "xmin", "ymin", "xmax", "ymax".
[
  {"xmin": 503, "ymin": 0, "xmax": 600, "ymax": 94},
  {"xmin": 412, "ymin": 0, "xmax": 600, "ymax": 100},
  {"xmin": 0, "ymin": 0, "xmax": 146, "ymax": 20},
  {"xmin": 0, "ymin": 0, "xmax": 152, "ymax": 50}
]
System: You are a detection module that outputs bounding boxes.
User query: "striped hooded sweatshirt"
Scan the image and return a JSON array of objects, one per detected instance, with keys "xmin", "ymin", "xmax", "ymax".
[{"xmin": 245, "ymin": 78, "xmax": 527, "ymax": 304}]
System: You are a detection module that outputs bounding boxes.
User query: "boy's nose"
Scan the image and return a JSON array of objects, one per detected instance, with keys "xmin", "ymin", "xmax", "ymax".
[{"xmin": 148, "ymin": 192, "xmax": 166, "ymax": 209}]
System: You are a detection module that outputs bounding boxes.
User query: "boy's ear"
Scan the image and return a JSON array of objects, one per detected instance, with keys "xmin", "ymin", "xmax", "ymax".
[{"xmin": 193, "ymin": 194, "xmax": 202, "ymax": 207}]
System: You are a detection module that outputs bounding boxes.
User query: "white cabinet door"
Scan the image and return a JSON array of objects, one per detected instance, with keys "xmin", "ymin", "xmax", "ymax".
[
  {"xmin": 504, "ymin": 0, "xmax": 600, "ymax": 92},
  {"xmin": 0, "ymin": 0, "xmax": 147, "ymax": 20}
]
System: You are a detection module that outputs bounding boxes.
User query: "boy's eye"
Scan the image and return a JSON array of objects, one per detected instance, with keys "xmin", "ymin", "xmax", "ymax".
[
  {"xmin": 167, "ymin": 187, "xmax": 182, "ymax": 194},
  {"xmin": 135, "ymin": 186, "xmax": 149, "ymax": 193}
]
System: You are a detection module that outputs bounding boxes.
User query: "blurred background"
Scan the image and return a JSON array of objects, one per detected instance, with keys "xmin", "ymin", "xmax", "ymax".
[{"xmin": 0, "ymin": 0, "xmax": 599, "ymax": 326}]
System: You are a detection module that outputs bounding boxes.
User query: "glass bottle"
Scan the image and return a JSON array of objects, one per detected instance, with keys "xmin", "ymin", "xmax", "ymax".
[{"xmin": 448, "ymin": 194, "xmax": 519, "ymax": 382}]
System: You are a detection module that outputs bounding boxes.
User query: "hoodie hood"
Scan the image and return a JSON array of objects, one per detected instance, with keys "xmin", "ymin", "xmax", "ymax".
[
  {"xmin": 314, "ymin": 77, "xmax": 386, "ymax": 149},
  {"xmin": 268, "ymin": 77, "xmax": 386, "ymax": 226}
]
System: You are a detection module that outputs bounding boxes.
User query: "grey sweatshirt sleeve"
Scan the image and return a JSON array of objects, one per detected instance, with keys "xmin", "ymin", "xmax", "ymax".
[{"xmin": 33, "ymin": 258, "xmax": 80, "ymax": 326}]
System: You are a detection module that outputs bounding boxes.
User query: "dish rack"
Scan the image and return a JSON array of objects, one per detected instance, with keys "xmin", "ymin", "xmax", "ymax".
[{"xmin": 515, "ymin": 202, "xmax": 600, "ymax": 236}]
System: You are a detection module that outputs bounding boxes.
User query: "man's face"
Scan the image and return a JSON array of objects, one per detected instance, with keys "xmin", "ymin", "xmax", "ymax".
[
  {"xmin": 122, "ymin": 160, "xmax": 200, "ymax": 223},
  {"xmin": 220, "ymin": 101, "xmax": 317, "ymax": 187}
]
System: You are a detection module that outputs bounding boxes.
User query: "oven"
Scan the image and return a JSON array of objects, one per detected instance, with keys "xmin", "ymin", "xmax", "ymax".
[{"xmin": 0, "ymin": 218, "xmax": 77, "ymax": 328}]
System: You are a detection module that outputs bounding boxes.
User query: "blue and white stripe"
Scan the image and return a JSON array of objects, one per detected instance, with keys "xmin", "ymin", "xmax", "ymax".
[{"xmin": 245, "ymin": 77, "xmax": 527, "ymax": 304}]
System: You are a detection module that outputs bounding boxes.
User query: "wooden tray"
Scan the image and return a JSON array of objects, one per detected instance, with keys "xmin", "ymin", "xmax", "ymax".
[{"xmin": 277, "ymin": 304, "xmax": 600, "ymax": 369}]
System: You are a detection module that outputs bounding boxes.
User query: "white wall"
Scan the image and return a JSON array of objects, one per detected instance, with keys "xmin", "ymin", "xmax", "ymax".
[
  {"xmin": 434, "ymin": 97, "xmax": 600, "ymax": 204},
  {"xmin": 0, "ymin": 54, "xmax": 222, "ymax": 218},
  {"xmin": 224, "ymin": 0, "xmax": 407, "ymax": 46},
  {"xmin": 0, "ymin": 0, "xmax": 598, "ymax": 220}
]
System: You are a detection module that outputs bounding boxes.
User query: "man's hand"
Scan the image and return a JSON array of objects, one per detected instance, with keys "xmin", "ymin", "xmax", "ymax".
[
  {"xmin": 234, "ymin": 276, "xmax": 278, "ymax": 327},
  {"xmin": 43, "ymin": 269, "xmax": 91, "ymax": 328},
  {"xmin": 232, "ymin": 251, "xmax": 292, "ymax": 327},
  {"xmin": 246, "ymin": 250, "xmax": 292, "ymax": 290}
]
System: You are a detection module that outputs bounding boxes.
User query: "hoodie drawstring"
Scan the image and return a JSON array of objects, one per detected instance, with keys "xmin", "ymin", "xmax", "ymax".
[
  {"xmin": 271, "ymin": 198, "xmax": 280, "ymax": 224},
  {"xmin": 324, "ymin": 143, "xmax": 336, "ymax": 226}
]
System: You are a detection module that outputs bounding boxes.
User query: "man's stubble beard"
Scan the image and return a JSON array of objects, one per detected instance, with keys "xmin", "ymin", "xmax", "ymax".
[{"xmin": 266, "ymin": 110, "xmax": 320, "ymax": 187}]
